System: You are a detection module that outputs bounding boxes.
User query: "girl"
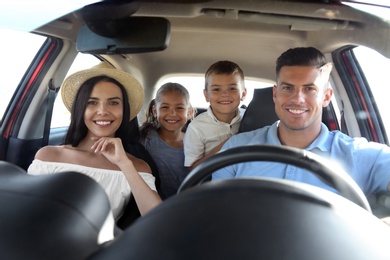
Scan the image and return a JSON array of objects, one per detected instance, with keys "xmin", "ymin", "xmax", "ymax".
[
  {"xmin": 28, "ymin": 62, "xmax": 162, "ymax": 222},
  {"xmin": 140, "ymin": 83, "xmax": 194, "ymax": 199}
]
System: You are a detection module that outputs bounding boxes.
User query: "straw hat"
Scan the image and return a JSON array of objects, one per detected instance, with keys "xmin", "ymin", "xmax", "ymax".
[{"xmin": 61, "ymin": 61, "xmax": 144, "ymax": 120}]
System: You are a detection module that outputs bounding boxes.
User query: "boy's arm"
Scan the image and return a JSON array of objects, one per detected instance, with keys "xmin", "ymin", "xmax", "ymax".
[
  {"xmin": 184, "ymin": 123, "xmax": 205, "ymax": 167},
  {"xmin": 188, "ymin": 138, "xmax": 229, "ymax": 171}
]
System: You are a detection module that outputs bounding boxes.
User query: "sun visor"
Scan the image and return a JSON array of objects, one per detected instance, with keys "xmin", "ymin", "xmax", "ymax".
[{"xmin": 76, "ymin": 17, "xmax": 170, "ymax": 54}]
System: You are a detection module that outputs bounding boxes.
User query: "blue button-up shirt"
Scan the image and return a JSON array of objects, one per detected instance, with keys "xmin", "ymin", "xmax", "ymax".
[{"xmin": 212, "ymin": 121, "xmax": 390, "ymax": 196}]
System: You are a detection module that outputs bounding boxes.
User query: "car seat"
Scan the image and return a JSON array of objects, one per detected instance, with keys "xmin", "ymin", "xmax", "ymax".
[
  {"xmin": 0, "ymin": 161, "xmax": 115, "ymax": 260},
  {"xmin": 88, "ymin": 178, "xmax": 390, "ymax": 260},
  {"xmin": 116, "ymin": 116, "xmax": 161, "ymax": 229}
]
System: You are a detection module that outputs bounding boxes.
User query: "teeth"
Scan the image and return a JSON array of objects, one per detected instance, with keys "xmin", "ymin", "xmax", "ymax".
[
  {"xmin": 96, "ymin": 121, "xmax": 111, "ymax": 125},
  {"xmin": 167, "ymin": 120, "xmax": 178, "ymax": 123},
  {"xmin": 289, "ymin": 109, "xmax": 305, "ymax": 114}
]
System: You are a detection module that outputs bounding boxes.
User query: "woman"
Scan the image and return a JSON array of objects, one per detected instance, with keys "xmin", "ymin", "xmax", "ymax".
[{"xmin": 28, "ymin": 62, "xmax": 162, "ymax": 221}]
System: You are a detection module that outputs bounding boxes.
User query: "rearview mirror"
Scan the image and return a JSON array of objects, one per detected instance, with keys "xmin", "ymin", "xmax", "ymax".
[{"xmin": 76, "ymin": 17, "xmax": 170, "ymax": 54}]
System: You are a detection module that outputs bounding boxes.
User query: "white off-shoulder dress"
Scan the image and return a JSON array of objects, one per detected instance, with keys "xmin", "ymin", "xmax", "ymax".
[{"xmin": 27, "ymin": 159, "xmax": 156, "ymax": 220}]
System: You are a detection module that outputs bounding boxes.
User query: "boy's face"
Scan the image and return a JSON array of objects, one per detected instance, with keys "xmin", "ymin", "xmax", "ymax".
[{"xmin": 204, "ymin": 73, "xmax": 246, "ymax": 121}]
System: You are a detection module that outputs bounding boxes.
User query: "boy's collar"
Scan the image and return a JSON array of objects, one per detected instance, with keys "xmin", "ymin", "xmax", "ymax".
[{"xmin": 207, "ymin": 106, "xmax": 240, "ymax": 123}]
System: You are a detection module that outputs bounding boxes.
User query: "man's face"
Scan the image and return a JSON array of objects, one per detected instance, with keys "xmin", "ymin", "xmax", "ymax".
[{"xmin": 273, "ymin": 65, "xmax": 332, "ymax": 132}]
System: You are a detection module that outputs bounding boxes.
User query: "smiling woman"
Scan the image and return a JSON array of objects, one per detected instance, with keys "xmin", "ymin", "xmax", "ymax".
[{"xmin": 28, "ymin": 62, "xmax": 162, "ymax": 223}]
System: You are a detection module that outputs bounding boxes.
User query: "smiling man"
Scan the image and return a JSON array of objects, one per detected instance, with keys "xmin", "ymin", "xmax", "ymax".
[
  {"xmin": 212, "ymin": 47, "xmax": 390, "ymax": 200},
  {"xmin": 274, "ymin": 52, "xmax": 333, "ymax": 149}
]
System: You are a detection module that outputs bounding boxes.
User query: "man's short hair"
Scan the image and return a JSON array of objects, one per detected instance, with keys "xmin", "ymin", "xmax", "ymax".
[{"xmin": 276, "ymin": 47, "xmax": 328, "ymax": 79}]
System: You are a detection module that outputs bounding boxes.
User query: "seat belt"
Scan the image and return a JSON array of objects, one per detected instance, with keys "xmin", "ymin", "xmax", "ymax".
[
  {"xmin": 42, "ymin": 79, "xmax": 59, "ymax": 146},
  {"xmin": 339, "ymin": 100, "xmax": 349, "ymax": 135}
]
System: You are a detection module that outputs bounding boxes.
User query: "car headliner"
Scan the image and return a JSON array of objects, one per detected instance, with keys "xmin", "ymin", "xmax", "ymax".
[{"xmin": 2, "ymin": 0, "xmax": 390, "ymax": 121}]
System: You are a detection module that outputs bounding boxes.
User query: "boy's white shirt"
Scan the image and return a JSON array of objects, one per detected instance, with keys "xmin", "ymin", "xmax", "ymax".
[{"xmin": 183, "ymin": 106, "xmax": 245, "ymax": 167}]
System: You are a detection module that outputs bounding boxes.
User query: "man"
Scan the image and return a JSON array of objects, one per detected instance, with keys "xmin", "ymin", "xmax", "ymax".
[{"xmin": 212, "ymin": 47, "xmax": 390, "ymax": 198}]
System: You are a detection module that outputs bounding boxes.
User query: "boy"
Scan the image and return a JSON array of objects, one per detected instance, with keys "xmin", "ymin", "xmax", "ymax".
[{"xmin": 184, "ymin": 60, "xmax": 247, "ymax": 169}]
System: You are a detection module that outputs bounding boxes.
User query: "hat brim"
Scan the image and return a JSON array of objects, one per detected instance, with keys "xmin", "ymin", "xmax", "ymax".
[{"xmin": 61, "ymin": 67, "xmax": 144, "ymax": 121}]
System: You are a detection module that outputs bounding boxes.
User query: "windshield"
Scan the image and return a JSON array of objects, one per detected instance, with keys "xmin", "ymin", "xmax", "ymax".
[
  {"xmin": 342, "ymin": 0, "xmax": 390, "ymax": 19},
  {"xmin": 0, "ymin": 0, "xmax": 100, "ymax": 31}
]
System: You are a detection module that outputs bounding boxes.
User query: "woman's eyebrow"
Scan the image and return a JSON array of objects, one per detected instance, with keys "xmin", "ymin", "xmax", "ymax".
[
  {"xmin": 87, "ymin": 97, "xmax": 122, "ymax": 101},
  {"xmin": 108, "ymin": 97, "xmax": 122, "ymax": 101}
]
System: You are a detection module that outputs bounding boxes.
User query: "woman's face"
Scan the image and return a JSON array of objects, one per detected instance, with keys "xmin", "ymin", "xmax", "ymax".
[{"xmin": 84, "ymin": 81, "xmax": 124, "ymax": 138}]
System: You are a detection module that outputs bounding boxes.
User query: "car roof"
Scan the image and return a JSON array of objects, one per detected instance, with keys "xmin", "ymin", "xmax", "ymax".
[
  {"xmin": 40, "ymin": 2, "xmax": 389, "ymax": 81},
  {"xmin": 1, "ymin": 0, "xmax": 380, "ymax": 121},
  {"xmin": 2, "ymin": 0, "xmax": 390, "ymax": 130}
]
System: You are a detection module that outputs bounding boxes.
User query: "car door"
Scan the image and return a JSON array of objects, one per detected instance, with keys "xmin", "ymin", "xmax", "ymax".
[
  {"xmin": 332, "ymin": 45, "xmax": 389, "ymax": 145},
  {"xmin": 0, "ymin": 29, "xmax": 62, "ymax": 169},
  {"xmin": 0, "ymin": 27, "xmax": 101, "ymax": 170}
]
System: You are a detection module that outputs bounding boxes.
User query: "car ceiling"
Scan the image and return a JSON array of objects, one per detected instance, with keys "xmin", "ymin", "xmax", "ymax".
[{"xmin": 18, "ymin": 0, "xmax": 390, "ymax": 100}]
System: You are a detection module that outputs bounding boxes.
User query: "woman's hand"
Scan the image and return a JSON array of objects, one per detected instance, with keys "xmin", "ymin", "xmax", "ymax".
[
  {"xmin": 90, "ymin": 137, "xmax": 128, "ymax": 166},
  {"xmin": 91, "ymin": 136, "xmax": 162, "ymax": 214}
]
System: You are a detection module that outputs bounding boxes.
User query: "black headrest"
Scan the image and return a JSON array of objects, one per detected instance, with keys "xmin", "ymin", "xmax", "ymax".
[
  {"xmin": 0, "ymin": 161, "xmax": 114, "ymax": 259},
  {"xmin": 239, "ymin": 87, "xmax": 278, "ymax": 133}
]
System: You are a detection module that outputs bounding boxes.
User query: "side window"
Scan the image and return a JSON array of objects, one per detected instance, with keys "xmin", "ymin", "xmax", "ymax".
[
  {"xmin": 353, "ymin": 46, "xmax": 390, "ymax": 136},
  {"xmin": 51, "ymin": 53, "xmax": 100, "ymax": 128},
  {"xmin": 0, "ymin": 29, "xmax": 46, "ymax": 124}
]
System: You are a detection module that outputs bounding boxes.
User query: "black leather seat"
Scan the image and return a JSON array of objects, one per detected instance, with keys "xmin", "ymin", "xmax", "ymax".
[
  {"xmin": 0, "ymin": 161, "xmax": 114, "ymax": 260},
  {"xmin": 88, "ymin": 179, "xmax": 390, "ymax": 260},
  {"xmin": 2, "ymin": 159, "xmax": 390, "ymax": 259},
  {"xmin": 117, "ymin": 116, "xmax": 161, "ymax": 229},
  {"xmin": 239, "ymin": 87, "xmax": 338, "ymax": 133}
]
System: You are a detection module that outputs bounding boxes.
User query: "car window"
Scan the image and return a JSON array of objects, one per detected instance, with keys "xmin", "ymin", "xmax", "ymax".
[
  {"xmin": 50, "ymin": 53, "xmax": 101, "ymax": 128},
  {"xmin": 157, "ymin": 75, "xmax": 274, "ymax": 108},
  {"xmin": 353, "ymin": 46, "xmax": 390, "ymax": 135},
  {"xmin": 342, "ymin": 1, "xmax": 390, "ymax": 19},
  {"xmin": 0, "ymin": 28, "xmax": 46, "ymax": 124}
]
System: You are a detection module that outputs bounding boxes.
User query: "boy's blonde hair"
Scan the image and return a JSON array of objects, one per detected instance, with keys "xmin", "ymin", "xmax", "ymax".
[{"xmin": 204, "ymin": 60, "xmax": 245, "ymax": 89}]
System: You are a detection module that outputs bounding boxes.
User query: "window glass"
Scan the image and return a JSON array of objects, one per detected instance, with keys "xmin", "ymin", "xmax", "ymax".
[
  {"xmin": 50, "ymin": 53, "xmax": 100, "ymax": 128},
  {"xmin": 157, "ymin": 75, "xmax": 274, "ymax": 108},
  {"xmin": 0, "ymin": 28, "xmax": 46, "ymax": 123},
  {"xmin": 353, "ymin": 46, "xmax": 390, "ymax": 135}
]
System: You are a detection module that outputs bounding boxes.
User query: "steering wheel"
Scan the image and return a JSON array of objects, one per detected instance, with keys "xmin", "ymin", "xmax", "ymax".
[{"xmin": 178, "ymin": 145, "xmax": 371, "ymax": 212}]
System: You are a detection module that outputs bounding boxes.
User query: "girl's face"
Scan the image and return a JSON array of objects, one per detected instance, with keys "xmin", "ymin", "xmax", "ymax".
[
  {"xmin": 153, "ymin": 91, "xmax": 192, "ymax": 133},
  {"xmin": 84, "ymin": 81, "xmax": 124, "ymax": 138}
]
